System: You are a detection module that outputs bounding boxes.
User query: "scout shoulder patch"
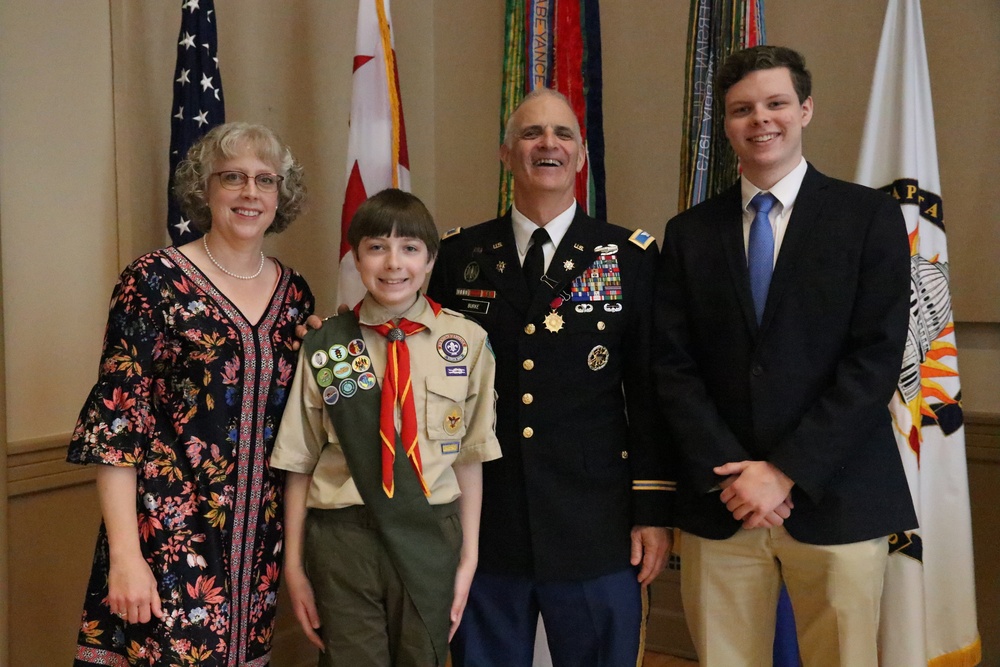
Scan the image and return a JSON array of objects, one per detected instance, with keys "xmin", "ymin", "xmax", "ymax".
[
  {"xmin": 629, "ymin": 228, "xmax": 655, "ymax": 250},
  {"xmin": 442, "ymin": 227, "xmax": 463, "ymax": 240}
]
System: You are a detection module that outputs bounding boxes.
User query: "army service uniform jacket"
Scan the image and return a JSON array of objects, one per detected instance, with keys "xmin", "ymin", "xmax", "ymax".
[{"xmin": 428, "ymin": 207, "xmax": 674, "ymax": 582}]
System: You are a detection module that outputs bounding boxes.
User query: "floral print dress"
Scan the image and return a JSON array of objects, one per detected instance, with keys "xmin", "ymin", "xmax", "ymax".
[{"xmin": 68, "ymin": 248, "xmax": 313, "ymax": 667}]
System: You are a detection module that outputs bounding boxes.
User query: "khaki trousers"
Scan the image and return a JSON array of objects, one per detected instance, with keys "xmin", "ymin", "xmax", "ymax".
[
  {"xmin": 680, "ymin": 526, "xmax": 888, "ymax": 667},
  {"xmin": 305, "ymin": 504, "xmax": 462, "ymax": 667}
]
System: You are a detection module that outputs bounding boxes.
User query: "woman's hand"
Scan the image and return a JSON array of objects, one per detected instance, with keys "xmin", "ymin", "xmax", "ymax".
[
  {"xmin": 97, "ymin": 465, "xmax": 164, "ymax": 624},
  {"xmin": 107, "ymin": 552, "xmax": 163, "ymax": 624}
]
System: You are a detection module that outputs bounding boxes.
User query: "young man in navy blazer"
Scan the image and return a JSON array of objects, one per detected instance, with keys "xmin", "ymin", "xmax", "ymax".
[{"xmin": 654, "ymin": 45, "xmax": 917, "ymax": 666}]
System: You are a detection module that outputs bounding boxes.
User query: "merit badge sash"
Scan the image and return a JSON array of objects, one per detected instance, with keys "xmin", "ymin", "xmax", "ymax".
[{"xmin": 304, "ymin": 314, "xmax": 456, "ymax": 663}]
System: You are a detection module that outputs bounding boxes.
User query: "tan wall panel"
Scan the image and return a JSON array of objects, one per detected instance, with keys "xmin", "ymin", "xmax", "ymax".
[
  {"xmin": 9, "ymin": 483, "xmax": 101, "ymax": 667},
  {"xmin": 967, "ymin": 416, "xmax": 1000, "ymax": 666},
  {"xmin": 767, "ymin": 0, "xmax": 1000, "ymax": 323},
  {"xmin": 430, "ymin": 2, "xmax": 506, "ymax": 230},
  {"xmin": 0, "ymin": 0, "xmax": 119, "ymax": 444}
]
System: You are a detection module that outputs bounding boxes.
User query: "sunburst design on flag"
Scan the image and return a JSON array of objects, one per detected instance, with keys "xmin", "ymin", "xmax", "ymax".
[{"xmin": 893, "ymin": 226, "xmax": 961, "ymax": 461}]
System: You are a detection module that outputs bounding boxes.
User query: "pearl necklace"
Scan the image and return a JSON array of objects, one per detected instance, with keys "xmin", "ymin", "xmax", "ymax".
[{"xmin": 202, "ymin": 236, "xmax": 265, "ymax": 280}]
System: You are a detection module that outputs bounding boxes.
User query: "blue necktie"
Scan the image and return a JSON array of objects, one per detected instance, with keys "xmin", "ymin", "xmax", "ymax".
[{"xmin": 748, "ymin": 192, "xmax": 777, "ymax": 324}]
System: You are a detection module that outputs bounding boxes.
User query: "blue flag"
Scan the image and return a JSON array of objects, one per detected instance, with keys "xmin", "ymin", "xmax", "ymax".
[{"xmin": 167, "ymin": 0, "xmax": 225, "ymax": 245}]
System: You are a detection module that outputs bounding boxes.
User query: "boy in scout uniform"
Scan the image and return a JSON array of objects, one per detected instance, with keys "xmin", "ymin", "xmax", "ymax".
[
  {"xmin": 427, "ymin": 89, "xmax": 675, "ymax": 666},
  {"xmin": 272, "ymin": 189, "xmax": 501, "ymax": 666}
]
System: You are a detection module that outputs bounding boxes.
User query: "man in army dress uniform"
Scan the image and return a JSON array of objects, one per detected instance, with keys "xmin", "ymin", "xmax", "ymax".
[{"xmin": 427, "ymin": 88, "xmax": 674, "ymax": 667}]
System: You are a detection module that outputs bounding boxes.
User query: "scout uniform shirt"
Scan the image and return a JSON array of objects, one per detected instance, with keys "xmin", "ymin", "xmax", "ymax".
[{"xmin": 271, "ymin": 293, "xmax": 501, "ymax": 507}]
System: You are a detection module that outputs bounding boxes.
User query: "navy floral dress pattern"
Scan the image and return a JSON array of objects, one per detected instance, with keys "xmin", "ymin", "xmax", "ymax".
[{"xmin": 68, "ymin": 248, "xmax": 313, "ymax": 666}]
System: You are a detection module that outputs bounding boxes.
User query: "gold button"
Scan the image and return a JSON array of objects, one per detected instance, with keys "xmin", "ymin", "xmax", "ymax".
[
  {"xmin": 523, "ymin": 359, "xmax": 535, "ymax": 370},
  {"xmin": 621, "ymin": 450, "xmax": 629, "ymax": 459},
  {"xmin": 597, "ymin": 321, "xmax": 606, "ymax": 331},
  {"xmin": 524, "ymin": 323, "xmax": 536, "ymax": 334},
  {"xmin": 522, "ymin": 393, "xmax": 533, "ymax": 405},
  {"xmin": 523, "ymin": 427, "xmax": 534, "ymax": 438}
]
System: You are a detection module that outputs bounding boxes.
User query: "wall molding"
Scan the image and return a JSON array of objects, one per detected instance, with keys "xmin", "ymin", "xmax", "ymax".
[{"xmin": 7, "ymin": 433, "xmax": 95, "ymax": 497}]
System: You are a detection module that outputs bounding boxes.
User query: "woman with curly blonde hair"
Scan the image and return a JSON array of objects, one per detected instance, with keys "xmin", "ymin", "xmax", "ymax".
[{"xmin": 69, "ymin": 122, "xmax": 314, "ymax": 666}]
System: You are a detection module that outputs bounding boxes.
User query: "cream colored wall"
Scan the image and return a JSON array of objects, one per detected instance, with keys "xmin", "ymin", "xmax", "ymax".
[{"xmin": 2, "ymin": 1, "xmax": 998, "ymax": 665}]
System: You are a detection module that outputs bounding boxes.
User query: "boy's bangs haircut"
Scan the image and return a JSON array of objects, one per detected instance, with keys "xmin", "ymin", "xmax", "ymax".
[{"xmin": 348, "ymin": 188, "xmax": 441, "ymax": 260}]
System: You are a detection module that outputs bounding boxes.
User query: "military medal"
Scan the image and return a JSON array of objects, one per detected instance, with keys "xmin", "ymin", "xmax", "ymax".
[
  {"xmin": 588, "ymin": 345, "xmax": 610, "ymax": 371},
  {"xmin": 456, "ymin": 288, "xmax": 497, "ymax": 299},
  {"xmin": 464, "ymin": 262, "xmax": 480, "ymax": 282},
  {"xmin": 543, "ymin": 311, "xmax": 564, "ymax": 333}
]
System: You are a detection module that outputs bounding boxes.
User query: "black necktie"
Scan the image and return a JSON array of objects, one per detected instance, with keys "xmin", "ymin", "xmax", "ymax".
[{"xmin": 523, "ymin": 227, "xmax": 550, "ymax": 296}]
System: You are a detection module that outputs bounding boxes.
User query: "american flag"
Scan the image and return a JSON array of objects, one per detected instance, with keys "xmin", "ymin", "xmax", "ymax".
[{"xmin": 167, "ymin": 0, "xmax": 225, "ymax": 245}]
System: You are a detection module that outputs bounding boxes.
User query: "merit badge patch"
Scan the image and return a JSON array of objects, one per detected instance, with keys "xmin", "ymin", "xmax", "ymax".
[
  {"xmin": 329, "ymin": 344, "xmax": 349, "ymax": 362},
  {"xmin": 310, "ymin": 349, "xmax": 329, "ymax": 369},
  {"xmin": 322, "ymin": 385, "xmax": 340, "ymax": 405},
  {"xmin": 339, "ymin": 378, "xmax": 358, "ymax": 398},
  {"xmin": 348, "ymin": 338, "xmax": 366, "ymax": 356},
  {"xmin": 316, "ymin": 367, "xmax": 334, "ymax": 388},
  {"xmin": 441, "ymin": 441, "xmax": 460, "ymax": 455},
  {"xmin": 437, "ymin": 334, "xmax": 468, "ymax": 362},
  {"xmin": 357, "ymin": 372, "xmax": 377, "ymax": 391},
  {"xmin": 588, "ymin": 345, "xmax": 610, "ymax": 371},
  {"xmin": 333, "ymin": 361, "xmax": 353, "ymax": 380},
  {"xmin": 352, "ymin": 355, "xmax": 372, "ymax": 373}
]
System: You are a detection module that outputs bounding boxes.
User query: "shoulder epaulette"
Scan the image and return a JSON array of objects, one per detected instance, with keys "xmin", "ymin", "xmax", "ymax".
[
  {"xmin": 629, "ymin": 228, "xmax": 655, "ymax": 250},
  {"xmin": 440, "ymin": 306, "xmax": 466, "ymax": 319},
  {"xmin": 442, "ymin": 227, "xmax": 463, "ymax": 240}
]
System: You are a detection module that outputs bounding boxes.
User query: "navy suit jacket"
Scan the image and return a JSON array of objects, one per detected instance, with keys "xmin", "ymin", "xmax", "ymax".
[
  {"xmin": 429, "ymin": 208, "xmax": 673, "ymax": 581},
  {"xmin": 654, "ymin": 165, "xmax": 918, "ymax": 544}
]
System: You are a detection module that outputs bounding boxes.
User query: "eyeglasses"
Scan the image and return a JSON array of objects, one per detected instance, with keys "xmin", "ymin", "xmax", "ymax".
[{"xmin": 212, "ymin": 170, "xmax": 284, "ymax": 193}]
